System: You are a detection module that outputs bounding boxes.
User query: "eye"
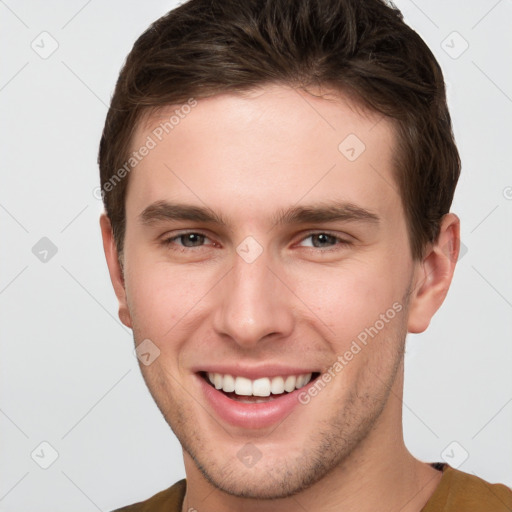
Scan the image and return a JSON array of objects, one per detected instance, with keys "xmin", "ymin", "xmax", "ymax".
[
  {"xmin": 162, "ymin": 231, "xmax": 214, "ymax": 249},
  {"xmin": 297, "ymin": 232, "xmax": 351, "ymax": 250}
]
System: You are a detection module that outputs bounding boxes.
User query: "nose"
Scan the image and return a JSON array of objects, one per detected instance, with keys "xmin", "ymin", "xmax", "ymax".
[{"xmin": 212, "ymin": 247, "xmax": 294, "ymax": 348}]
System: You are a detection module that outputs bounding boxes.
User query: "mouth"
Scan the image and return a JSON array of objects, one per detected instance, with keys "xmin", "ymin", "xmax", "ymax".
[{"xmin": 198, "ymin": 371, "xmax": 322, "ymax": 403}]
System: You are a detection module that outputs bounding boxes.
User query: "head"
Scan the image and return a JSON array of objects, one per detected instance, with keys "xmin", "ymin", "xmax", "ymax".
[{"xmin": 99, "ymin": 0, "xmax": 461, "ymax": 500}]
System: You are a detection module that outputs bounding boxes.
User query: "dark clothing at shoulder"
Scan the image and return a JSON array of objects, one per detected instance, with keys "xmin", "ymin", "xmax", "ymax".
[
  {"xmin": 111, "ymin": 464, "xmax": 512, "ymax": 512},
  {"xmin": 421, "ymin": 464, "xmax": 512, "ymax": 512}
]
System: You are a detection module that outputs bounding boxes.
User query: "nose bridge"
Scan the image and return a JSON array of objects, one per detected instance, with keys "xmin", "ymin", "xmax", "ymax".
[{"xmin": 212, "ymin": 246, "xmax": 293, "ymax": 347}]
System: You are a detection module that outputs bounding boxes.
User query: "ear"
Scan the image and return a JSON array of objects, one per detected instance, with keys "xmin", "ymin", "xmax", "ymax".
[
  {"xmin": 407, "ymin": 213, "xmax": 460, "ymax": 333},
  {"xmin": 99, "ymin": 213, "xmax": 132, "ymax": 329}
]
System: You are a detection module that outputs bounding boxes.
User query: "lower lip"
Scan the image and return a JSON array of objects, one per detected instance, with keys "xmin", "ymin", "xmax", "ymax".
[{"xmin": 196, "ymin": 373, "xmax": 314, "ymax": 430}]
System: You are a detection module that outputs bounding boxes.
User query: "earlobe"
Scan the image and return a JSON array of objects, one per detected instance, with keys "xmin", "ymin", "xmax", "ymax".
[
  {"xmin": 99, "ymin": 213, "xmax": 133, "ymax": 329},
  {"xmin": 407, "ymin": 213, "xmax": 460, "ymax": 334}
]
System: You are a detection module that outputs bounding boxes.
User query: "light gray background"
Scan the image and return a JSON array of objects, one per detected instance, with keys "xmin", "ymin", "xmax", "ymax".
[{"xmin": 1, "ymin": 0, "xmax": 511, "ymax": 510}]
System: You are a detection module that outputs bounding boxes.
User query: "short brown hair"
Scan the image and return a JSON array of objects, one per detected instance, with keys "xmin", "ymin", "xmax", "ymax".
[{"xmin": 98, "ymin": 0, "xmax": 460, "ymax": 262}]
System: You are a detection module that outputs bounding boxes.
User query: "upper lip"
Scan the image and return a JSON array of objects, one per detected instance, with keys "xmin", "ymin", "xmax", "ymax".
[{"xmin": 194, "ymin": 364, "xmax": 320, "ymax": 380}]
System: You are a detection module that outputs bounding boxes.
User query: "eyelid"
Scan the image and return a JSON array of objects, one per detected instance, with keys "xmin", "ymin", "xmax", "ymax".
[
  {"xmin": 295, "ymin": 230, "xmax": 353, "ymax": 246},
  {"xmin": 161, "ymin": 230, "xmax": 216, "ymax": 247},
  {"xmin": 160, "ymin": 229, "xmax": 353, "ymax": 250}
]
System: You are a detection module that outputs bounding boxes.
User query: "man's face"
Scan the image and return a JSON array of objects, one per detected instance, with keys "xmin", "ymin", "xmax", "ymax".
[{"xmin": 113, "ymin": 85, "xmax": 422, "ymax": 498}]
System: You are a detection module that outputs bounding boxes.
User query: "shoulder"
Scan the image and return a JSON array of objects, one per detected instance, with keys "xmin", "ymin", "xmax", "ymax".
[
  {"xmin": 111, "ymin": 479, "xmax": 186, "ymax": 512},
  {"xmin": 424, "ymin": 464, "xmax": 512, "ymax": 512}
]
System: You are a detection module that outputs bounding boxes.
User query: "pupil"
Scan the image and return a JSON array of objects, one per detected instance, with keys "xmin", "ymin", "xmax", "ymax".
[
  {"xmin": 183, "ymin": 233, "xmax": 203, "ymax": 247},
  {"xmin": 314, "ymin": 233, "xmax": 333, "ymax": 247}
]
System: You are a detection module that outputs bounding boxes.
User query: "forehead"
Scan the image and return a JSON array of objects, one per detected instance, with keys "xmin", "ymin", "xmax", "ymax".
[{"xmin": 126, "ymin": 84, "xmax": 401, "ymax": 225}]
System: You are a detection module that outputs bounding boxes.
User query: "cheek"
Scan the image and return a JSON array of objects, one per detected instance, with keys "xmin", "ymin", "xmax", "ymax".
[
  {"xmin": 288, "ymin": 256, "xmax": 408, "ymax": 342},
  {"xmin": 125, "ymin": 256, "xmax": 209, "ymax": 341}
]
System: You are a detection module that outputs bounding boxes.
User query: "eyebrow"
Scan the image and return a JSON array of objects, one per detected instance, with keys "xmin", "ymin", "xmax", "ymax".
[{"xmin": 138, "ymin": 200, "xmax": 380, "ymax": 227}]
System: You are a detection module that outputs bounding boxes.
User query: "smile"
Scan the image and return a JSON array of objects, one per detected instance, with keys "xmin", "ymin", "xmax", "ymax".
[
  {"xmin": 196, "ymin": 370, "xmax": 322, "ymax": 428},
  {"xmin": 205, "ymin": 372, "xmax": 316, "ymax": 401}
]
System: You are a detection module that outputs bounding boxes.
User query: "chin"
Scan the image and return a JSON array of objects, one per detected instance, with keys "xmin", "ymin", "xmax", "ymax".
[
  {"xmin": 186, "ymin": 440, "xmax": 340, "ymax": 500},
  {"xmin": 199, "ymin": 463, "xmax": 314, "ymax": 499}
]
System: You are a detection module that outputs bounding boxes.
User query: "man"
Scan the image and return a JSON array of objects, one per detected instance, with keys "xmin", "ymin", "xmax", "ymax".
[{"xmin": 98, "ymin": 0, "xmax": 512, "ymax": 510}]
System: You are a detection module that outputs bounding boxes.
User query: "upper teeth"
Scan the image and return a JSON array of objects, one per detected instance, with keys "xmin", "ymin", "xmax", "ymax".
[{"xmin": 207, "ymin": 372, "xmax": 312, "ymax": 396}]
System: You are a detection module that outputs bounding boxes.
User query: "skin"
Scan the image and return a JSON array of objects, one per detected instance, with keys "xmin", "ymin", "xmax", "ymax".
[{"xmin": 100, "ymin": 84, "xmax": 460, "ymax": 512}]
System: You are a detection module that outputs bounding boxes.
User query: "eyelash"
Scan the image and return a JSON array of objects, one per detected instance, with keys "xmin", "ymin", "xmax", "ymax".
[{"xmin": 161, "ymin": 231, "xmax": 352, "ymax": 252}]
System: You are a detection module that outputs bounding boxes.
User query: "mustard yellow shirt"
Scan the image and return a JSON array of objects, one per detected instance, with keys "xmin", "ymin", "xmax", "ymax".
[{"xmin": 112, "ymin": 463, "xmax": 512, "ymax": 511}]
